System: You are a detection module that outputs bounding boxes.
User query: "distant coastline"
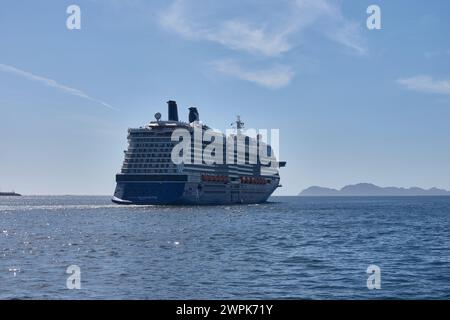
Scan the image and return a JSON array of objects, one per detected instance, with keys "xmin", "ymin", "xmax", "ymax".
[
  {"xmin": 0, "ymin": 191, "xmax": 21, "ymax": 197},
  {"xmin": 298, "ymin": 183, "xmax": 450, "ymax": 197}
]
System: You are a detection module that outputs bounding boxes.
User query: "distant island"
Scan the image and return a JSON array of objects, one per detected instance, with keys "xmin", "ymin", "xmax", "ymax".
[
  {"xmin": 0, "ymin": 191, "xmax": 21, "ymax": 197},
  {"xmin": 298, "ymin": 183, "xmax": 450, "ymax": 197}
]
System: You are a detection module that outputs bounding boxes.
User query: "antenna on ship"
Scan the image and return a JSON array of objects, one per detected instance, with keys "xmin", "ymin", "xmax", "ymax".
[{"xmin": 231, "ymin": 115, "xmax": 245, "ymax": 135}]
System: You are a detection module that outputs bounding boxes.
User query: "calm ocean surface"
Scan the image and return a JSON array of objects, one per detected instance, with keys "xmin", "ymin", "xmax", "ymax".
[{"xmin": 0, "ymin": 196, "xmax": 449, "ymax": 300}]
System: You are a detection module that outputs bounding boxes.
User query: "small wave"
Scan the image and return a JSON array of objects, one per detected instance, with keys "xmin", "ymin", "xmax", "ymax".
[{"xmin": 0, "ymin": 204, "xmax": 119, "ymax": 212}]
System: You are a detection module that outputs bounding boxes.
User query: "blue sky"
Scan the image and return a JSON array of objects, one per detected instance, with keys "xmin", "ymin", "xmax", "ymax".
[{"xmin": 1, "ymin": 0, "xmax": 450, "ymax": 195}]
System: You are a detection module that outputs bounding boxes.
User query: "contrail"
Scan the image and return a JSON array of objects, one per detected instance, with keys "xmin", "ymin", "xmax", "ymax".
[{"xmin": 0, "ymin": 63, "xmax": 118, "ymax": 111}]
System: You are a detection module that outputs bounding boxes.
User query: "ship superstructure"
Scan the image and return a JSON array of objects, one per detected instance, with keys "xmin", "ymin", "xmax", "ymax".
[{"xmin": 112, "ymin": 101, "xmax": 286, "ymax": 205}]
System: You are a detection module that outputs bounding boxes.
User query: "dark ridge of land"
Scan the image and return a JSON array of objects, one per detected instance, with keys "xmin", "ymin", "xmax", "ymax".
[
  {"xmin": 299, "ymin": 183, "xmax": 450, "ymax": 196},
  {"xmin": 0, "ymin": 192, "xmax": 21, "ymax": 196}
]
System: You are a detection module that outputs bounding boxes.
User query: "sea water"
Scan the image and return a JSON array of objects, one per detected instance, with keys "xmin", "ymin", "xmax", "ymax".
[{"xmin": 0, "ymin": 196, "xmax": 449, "ymax": 299}]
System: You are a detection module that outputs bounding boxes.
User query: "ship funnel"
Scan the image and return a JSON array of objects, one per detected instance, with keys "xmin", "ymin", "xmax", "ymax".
[
  {"xmin": 167, "ymin": 100, "xmax": 179, "ymax": 122},
  {"xmin": 189, "ymin": 107, "xmax": 199, "ymax": 123}
]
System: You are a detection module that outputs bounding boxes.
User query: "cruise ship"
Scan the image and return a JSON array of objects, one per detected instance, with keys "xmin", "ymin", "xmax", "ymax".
[{"xmin": 112, "ymin": 101, "xmax": 286, "ymax": 205}]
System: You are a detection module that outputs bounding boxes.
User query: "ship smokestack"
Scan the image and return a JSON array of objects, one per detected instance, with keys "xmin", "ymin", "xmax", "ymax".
[
  {"xmin": 167, "ymin": 100, "xmax": 179, "ymax": 122},
  {"xmin": 189, "ymin": 107, "xmax": 199, "ymax": 123}
]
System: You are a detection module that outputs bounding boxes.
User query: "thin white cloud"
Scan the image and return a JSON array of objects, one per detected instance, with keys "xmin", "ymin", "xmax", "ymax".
[
  {"xmin": 160, "ymin": 0, "xmax": 366, "ymax": 57},
  {"xmin": 295, "ymin": 0, "xmax": 366, "ymax": 55},
  {"xmin": 159, "ymin": 0, "xmax": 194, "ymax": 38},
  {"xmin": 160, "ymin": 0, "xmax": 292, "ymax": 57},
  {"xmin": 327, "ymin": 20, "xmax": 366, "ymax": 55},
  {"xmin": 207, "ymin": 20, "xmax": 292, "ymax": 57},
  {"xmin": 210, "ymin": 60, "xmax": 294, "ymax": 89},
  {"xmin": 160, "ymin": 0, "xmax": 365, "ymax": 89},
  {"xmin": 397, "ymin": 75, "xmax": 450, "ymax": 95},
  {"xmin": 86, "ymin": 1, "xmax": 365, "ymax": 91},
  {"xmin": 0, "ymin": 63, "xmax": 117, "ymax": 110},
  {"xmin": 424, "ymin": 50, "xmax": 450, "ymax": 59}
]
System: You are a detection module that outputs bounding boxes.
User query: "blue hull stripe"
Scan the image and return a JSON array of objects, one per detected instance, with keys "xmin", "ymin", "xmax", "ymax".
[{"xmin": 114, "ymin": 182, "xmax": 186, "ymax": 205}]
